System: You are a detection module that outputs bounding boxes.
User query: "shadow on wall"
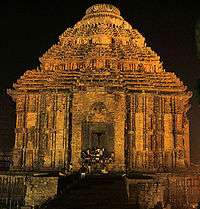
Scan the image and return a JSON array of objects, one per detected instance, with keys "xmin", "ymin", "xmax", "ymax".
[{"xmin": 0, "ymin": 90, "xmax": 16, "ymax": 170}]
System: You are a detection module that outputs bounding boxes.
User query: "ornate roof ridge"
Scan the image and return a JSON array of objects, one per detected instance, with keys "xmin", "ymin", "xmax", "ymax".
[{"xmin": 85, "ymin": 4, "xmax": 120, "ymax": 16}]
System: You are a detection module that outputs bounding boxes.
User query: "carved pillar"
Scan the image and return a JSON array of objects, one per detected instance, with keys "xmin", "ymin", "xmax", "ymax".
[
  {"xmin": 35, "ymin": 94, "xmax": 47, "ymax": 170},
  {"xmin": 125, "ymin": 95, "xmax": 130, "ymax": 171},
  {"xmin": 153, "ymin": 96, "xmax": 165, "ymax": 169},
  {"xmin": 183, "ymin": 96, "xmax": 191, "ymax": 166},
  {"xmin": 184, "ymin": 119, "xmax": 190, "ymax": 166},
  {"xmin": 163, "ymin": 96, "xmax": 174, "ymax": 168},
  {"xmin": 54, "ymin": 94, "xmax": 69, "ymax": 170},
  {"xmin": 126, "ymin": 94, "xmax": 137, "ymax": 171},
  {"xmin": 173, "ymin": 96, "xmax": 186, "ymax": 168},
  {"xmin": 135, "ymin": 94, "xmax": 144, "ymax": 169},
  {"xmin": 24, "ymin": 94, "xmax": 38, "ymax": 169},
  {"xmin": 145, "ymin": 95, "xmax": 154, "ymax": 170},
  {"xmin": 12, "ymin": 94, "xmax": 27, "ymax": 170},
  {"xmin": 113, "ymin": 93, "xmax": 125, "ymax": 171},
  {"xmin": 71, "ymin": 92, "xmax": 84, "ymax": 171}
]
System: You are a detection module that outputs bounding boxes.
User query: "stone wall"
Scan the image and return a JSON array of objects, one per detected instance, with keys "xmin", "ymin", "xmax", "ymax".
[
  {"xmin": 12, "ymin": 92, "xmax": 71, "ymax": 171},
  {"xmin": 0, "ymin": 174, "xmax": 58, "ymax": 208},
  {"xmin": 1, "ymin": 172, "xmax": 200, "ymax": 209},
  {"xmin": 126, "ymin": 176, "xmax": 165, "ymax": 208},
  {"xmin": 125, "ymin": 93, "xmax": 190, "ymax": 172},
  {"xmin": 24, "ymin": 176, "xmax": 58, "ymax": 207},
  {"xmin": 126, "ymin": 173, "xmax": 200, "ymax": 209},
  {"xmin": 168, "ymin": 174, "xmax": 200, "ymax": 208},
  {"xmin": 0, "ymin": 174, "xmax": 26, "ymax": 208}
]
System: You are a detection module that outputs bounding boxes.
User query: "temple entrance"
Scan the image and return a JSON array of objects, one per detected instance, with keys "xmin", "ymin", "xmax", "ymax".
[
  {"xmin": 82, "ymin": 122, "xmax": 114, "ymax": 152},
  {"xmin": 81, "ymin": 122, "xmax": 114, "ymax": 173},
  {"xmin": 91, "ymin": 132, "xmax": 105, "ymax": 149}
]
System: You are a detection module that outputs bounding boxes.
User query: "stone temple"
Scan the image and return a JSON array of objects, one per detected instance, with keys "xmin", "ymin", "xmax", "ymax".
[
  {"xmin": 8, "ymin": 3, "xmax": 191, "ymax": 173},
  {"xmin": 1, "ymin": 4, "xmax": 200, "ymax": 209}
]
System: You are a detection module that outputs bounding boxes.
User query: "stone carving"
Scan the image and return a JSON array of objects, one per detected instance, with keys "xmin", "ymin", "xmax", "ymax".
[{"xmin": 8, "ymin": 4, "xmax": 192, "ymax": 172}]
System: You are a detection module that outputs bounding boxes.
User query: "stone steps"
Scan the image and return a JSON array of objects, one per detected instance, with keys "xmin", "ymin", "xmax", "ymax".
[{"xmin": 40, "ymin": 174, "xmax": 131, "ymax": 209}]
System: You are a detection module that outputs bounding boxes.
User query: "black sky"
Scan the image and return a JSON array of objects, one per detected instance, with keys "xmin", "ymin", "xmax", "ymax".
[{"xmin": 0, "ymin": 0, "xmax": 200, "ymax": 161}]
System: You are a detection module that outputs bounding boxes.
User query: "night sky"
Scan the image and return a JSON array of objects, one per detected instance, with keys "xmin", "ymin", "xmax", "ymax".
[{"xmin": 0, "ymin": 0, "xmax": 200, "ymax": 162}]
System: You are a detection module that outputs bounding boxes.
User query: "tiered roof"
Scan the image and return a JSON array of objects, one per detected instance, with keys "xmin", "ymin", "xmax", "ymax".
[{"xmin": 12, "ymin": 4, "xmax": 189, "ymax": 94}]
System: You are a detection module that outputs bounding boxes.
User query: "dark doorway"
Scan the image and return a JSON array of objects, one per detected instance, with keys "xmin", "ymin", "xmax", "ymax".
[
  {"xmin": 91, "ymin": 131, "xmax": 105, "ymax": 148},
  {"xmin": 82, "ymin": 122, "xmax": 114, "ymax": 152}
]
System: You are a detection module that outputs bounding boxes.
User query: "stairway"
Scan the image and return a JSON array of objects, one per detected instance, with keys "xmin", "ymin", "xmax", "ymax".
[{"xmin": 40, "ymin": 174, "xmax": 133, "ymax": 209}]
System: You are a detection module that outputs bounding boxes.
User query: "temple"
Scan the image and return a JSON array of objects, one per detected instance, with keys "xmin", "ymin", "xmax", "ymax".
[
  {"xmin": 8, "ymin": 4, "xmax": 192, "ymax": 173},
  {"xmin": 2, "ymin": 4, "xmax": 200, "ymax": 209}
]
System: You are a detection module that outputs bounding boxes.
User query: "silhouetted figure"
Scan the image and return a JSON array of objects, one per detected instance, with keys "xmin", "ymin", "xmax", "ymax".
[{"xmin": 79, "ymin": 165, "xmax": 87, "ymax": 184}]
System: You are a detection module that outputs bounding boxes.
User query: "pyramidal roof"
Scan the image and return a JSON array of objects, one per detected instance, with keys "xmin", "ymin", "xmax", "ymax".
[
  {"xmin": 40, "ymin": 3, "xmax": 161, "ymax": 73},
  {"xmin": 12, "ymin": 4, "xmax": 190, "ymax": 95}
]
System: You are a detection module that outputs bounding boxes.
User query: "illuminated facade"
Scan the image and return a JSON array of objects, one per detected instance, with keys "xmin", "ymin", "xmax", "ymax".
[{"xmin": 9, "ymin": 4, "xmax": 192, "ymax": 172}]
